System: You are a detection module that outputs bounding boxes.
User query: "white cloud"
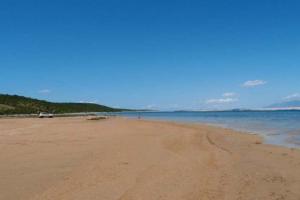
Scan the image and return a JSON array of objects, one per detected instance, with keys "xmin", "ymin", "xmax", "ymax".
[
  {"xmin": 223, "ymin": 92, "xmax": 236, "ymax": 97},
  {"xmin": 242, "ymin": 80, "xmax": 267, "ymax": 87},
  {"xmin": 38, "ymin": 89, "xmax": 51, "ymax": 94},
  {"xmin": 284, "ymin": 93, "xmax": 300, "ymax": 100},
  {"xmin": 206, "ymin": 98, "xmax": 238, "ymax": 104}
]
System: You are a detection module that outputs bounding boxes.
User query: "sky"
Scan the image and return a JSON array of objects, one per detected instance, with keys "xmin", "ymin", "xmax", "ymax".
[{"xmin": 1, "ymin": 0, "xmax": 300, "ymax": 110}]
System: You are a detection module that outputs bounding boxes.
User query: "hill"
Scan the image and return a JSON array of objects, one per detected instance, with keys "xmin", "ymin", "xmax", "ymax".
[{"xmin": 0, "ymin": 94, "xmax": 123, "ymax": 115}]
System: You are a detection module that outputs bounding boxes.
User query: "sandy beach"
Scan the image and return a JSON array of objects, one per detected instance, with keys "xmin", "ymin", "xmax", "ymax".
[{"xmin": 0, "ymin": 117, "xmax": 300, "ymax": 200}]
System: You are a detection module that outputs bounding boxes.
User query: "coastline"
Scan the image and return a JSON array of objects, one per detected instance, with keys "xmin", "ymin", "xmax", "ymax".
[
  {"xmin": 137, "ymin": 118, "xmax": 299, "ymax": 151},
  {"xmin": 0, "ymin": 117, "xmax": 299, "ymax": 200},
  {"xmin": 117, "ymin": 110, "xmax": 300, "ymax": 149},
  {"xmin": 150, "ymin": 119, "xmax": 299, "ymax": 149}
]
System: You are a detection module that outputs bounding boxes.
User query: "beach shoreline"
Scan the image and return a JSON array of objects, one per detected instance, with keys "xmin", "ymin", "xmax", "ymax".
[{"xmin": 0, "ymin": 117, "xmax": 299, "ymax": 200}]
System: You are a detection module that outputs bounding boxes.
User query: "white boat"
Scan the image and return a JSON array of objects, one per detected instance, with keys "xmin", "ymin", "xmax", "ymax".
[{"xmin": 39, "ymin": 112, "xmax": 54, "ymax": 118}]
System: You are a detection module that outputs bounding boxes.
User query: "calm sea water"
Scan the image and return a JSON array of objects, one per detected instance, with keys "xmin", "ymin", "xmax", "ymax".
[{"xmin": 111, "ymin": 111, "xmax": 300, "ymax": 148}]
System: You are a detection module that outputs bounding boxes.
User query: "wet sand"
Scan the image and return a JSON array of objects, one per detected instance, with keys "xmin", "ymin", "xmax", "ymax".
[{"xmin": 0, "ymin": 117, "xmax": 300, "ymax": 200}]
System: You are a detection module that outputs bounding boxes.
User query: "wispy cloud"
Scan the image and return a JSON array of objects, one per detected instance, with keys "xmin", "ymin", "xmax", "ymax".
[
  {"xmin": 242, "ymin": 80, "xmax": 267, "ymax": 88},
  {"xmin": 284, "ymin": 93, "xmax": 300, "ymax": 100},
  {"xmin": 222, "ymin": 92, "xmax": 236, "ymax": 97},
  {"xmin": 38, "ymin": 89, "xmax": 51, "ymax": 94},
  {"xmin": 206, "ymin": 98, "xmax": 238, "ymax": 104}
]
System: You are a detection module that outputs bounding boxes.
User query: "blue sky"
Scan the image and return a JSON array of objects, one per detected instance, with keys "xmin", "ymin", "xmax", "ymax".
[{"xmin": 1, "ymin": 0, "xmax": 300, "ymax": 110}]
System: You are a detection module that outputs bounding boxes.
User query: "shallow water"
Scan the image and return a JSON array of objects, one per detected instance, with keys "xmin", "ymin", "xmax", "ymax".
[{"xmin": 109, "ymin": 111, "xmax": 300, "ymax": 148}]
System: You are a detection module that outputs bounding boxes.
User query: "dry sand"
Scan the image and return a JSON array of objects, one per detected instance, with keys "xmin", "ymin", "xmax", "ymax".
[{"xmin": 0, "ymin": 117, "xmax": 300, "ymax": 200}]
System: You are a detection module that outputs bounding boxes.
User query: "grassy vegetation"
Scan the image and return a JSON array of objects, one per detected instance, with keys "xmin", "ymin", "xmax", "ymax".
[
  {"xmin": 0, "ymin": 94, "xmax": 123, "ymax": 115},
  {"xmin": 0, "ymin": 104, "xmax": 14, "ymax": 111}
]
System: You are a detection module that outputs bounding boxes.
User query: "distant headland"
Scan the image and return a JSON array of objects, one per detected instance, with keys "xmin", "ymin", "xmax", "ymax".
[{"xmin": 0, "ymin": 94, "xmax": 127, "ymax": 115}]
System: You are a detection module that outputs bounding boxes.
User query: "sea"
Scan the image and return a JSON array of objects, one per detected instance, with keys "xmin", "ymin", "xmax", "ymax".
[{"xmin": 110, "ymin": 110, "xmax": 300, "ymax": 148}]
